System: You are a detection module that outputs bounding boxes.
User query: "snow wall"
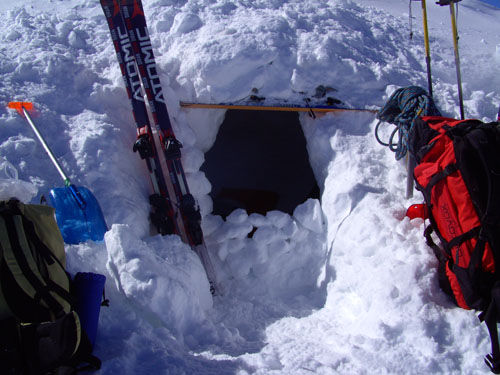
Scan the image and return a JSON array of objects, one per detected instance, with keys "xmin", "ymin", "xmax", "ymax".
[{"xmin": 178, "ymin": 101, "xmax": 330, "ymax": 301}]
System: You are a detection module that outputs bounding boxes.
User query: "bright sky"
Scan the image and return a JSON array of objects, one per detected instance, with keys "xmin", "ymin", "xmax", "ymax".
[{"xmin": 479, "ymin": 0, "xmax": 500, "ymax": 7}]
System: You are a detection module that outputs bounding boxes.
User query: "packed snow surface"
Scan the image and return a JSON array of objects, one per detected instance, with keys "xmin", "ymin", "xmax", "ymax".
[{"xmin": 1, "ymin": 0, "xmax": 500, "ymax": 373}]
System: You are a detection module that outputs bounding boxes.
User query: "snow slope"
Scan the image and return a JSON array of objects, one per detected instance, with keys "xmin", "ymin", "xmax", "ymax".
[{"xmin": 0, "ymin": 0, "xmax": 499, "ymax": 373}]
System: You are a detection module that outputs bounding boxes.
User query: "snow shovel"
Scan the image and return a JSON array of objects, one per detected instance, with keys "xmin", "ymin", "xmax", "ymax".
[{"xmin": 7, "ymin": 102, "xmax": 108, "ymax": 244}]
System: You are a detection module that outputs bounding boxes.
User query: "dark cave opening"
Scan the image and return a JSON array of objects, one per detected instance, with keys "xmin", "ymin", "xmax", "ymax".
[{"xmin": 201, "ymin": 110, "xmax": 320, "ymax": 218}]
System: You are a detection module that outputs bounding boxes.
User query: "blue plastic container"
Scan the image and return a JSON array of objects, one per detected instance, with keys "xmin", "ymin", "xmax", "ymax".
[{"xmin": 73, "ymin": 272, "xmax": 106, "ymax": 347}]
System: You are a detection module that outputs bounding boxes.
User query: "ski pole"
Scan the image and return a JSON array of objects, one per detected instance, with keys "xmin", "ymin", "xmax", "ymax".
[
  {"xmin": 449, "ymin": 1, "xmax": 465, "ymax": 119},
  {"xmin": 406, "ymin": 154, "xmax": 416, "ymax": 199},
  {"xmin": 421, "ymin": 0, "xmax": 433, "ymax": 98},
  {"xmin": 7, "ymin": 102, "xmax": 86, "ymax": 209},
  {"xmin": 437, "ymin": 0, "xmax": 465, "ymax": 119},
  {"xmin": 406, "ymin": 105, "xmax": 425, "ymax": 199}
]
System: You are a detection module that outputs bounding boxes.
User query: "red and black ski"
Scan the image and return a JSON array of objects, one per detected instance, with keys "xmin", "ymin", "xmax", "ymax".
[{"xmin": 100, "ymin": 0, "xmax": 218, "ymax": 295}]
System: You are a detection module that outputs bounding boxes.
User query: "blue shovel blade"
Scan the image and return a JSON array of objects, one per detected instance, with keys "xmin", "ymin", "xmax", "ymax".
[{"xmin": 48, "ymin": 186, "xmax": 108, "ymax": 244}]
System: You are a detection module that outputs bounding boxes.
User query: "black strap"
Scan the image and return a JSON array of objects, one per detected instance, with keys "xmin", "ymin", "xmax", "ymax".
[
  {"xmin": 424, "ymin": 225, "xmax": 447, "ymax": 263},
  {"xmin": 46, "ymin": 279, "xmax": 76, "ymax": 309},
  {"xmin": 467, "ymin": 232, "xmax": 487, "ymax": 274},
  {"xmin": 3, "ymin": 214, "xmax": 66, "ymax": 318},
  {"xmin": 448, "ymin": 226, "xmax": 477, "ymax": 249},
  {"xmin": 11, "ymin": 202, "xmax": 74, "ymax": 313},
  {"xmin": 101, "ymin": 287, "xmax": 110, "ymax": 307},
  {"xmin": 23, "ymin": 219, "xmax": 74, "ymax": 313},
  {"xmin": 423, "ymin": 163, "xmax": 458, "ymax": 197},
  {"xmin": 444, "ymin": 226, "xmax": 481, "ymax": 262},
  {"xmin": 21, "ymin": 215, "xmax": 57, "ymax": 265},
  {"xmin": 423, "ymin": 223, "xmax": 482, "ymax": 261},
  {"xmin": 479, "ymin": 283, "xmax": 500, "ymax": 374},
  {"xmin": 66, "ymin": 325, "xmax": 102, "ymax": 374}
]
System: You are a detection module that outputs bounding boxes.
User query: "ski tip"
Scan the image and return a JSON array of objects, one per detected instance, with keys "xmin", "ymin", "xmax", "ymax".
[
  {"xmin": 132, "ymin": 0, "xmax": 145, "ymax": 18},
  {"xmin": 7, "ymin": 101, "xmax": 34, "ymax": 116}
]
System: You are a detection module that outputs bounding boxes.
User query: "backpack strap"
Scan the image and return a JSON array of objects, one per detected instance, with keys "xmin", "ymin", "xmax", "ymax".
[
  {"xmin": 422, "ymin": 163, "xmax": 458, "ymax": 198},
  {"xmin": 65, "ymin": 332, "xmax": 102, "ymax": 374},
  {"xmin": 1, "ymin": 214, "xmax": 66, "ymax": 318},
  {"xmin": 20, "ymin": 213, "xmax": 75, "ymax": 306},
  {"xmin": 0, "ymin": 199, "xmax": 72, "ymax": 320},
  {"xmin": 424, "ymin": 225, "xmax": 445, "ymax": 262},
  {"xmin": 479, "ymin": 282, "xmax": 500, "ymax": 374}
]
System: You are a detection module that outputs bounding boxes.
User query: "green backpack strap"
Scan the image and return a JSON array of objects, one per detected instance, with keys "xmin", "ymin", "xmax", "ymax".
[{"xmin": 0, "ymin": 199, "xmax": 72, "ymax": 321}]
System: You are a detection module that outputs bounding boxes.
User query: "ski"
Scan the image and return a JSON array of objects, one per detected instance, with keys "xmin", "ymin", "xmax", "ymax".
[
  {"xmin": 100, "ymin": 0, "xmax": 219, "ymax": 295},
  {"xmin": 100, "ymin": 0, "xmax": 177, "ymax": 238},
  {"xmin": 179, "ymin": 101, "xmax": 378, "ymax": 113}
]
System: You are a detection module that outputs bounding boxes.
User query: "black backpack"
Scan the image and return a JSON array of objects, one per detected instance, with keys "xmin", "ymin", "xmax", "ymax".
[{"xmin": 0, "ymin": 199, "xmax": 101, "ymax": 374}]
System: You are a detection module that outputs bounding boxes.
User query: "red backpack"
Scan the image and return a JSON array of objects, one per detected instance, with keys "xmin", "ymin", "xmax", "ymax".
[{"xmin": 411, "ymin": 116, "xmax": 500, "ymax": 373}]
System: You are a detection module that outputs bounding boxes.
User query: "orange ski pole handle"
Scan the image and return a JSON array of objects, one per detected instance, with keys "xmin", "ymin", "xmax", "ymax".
[
  {"xmin": 7, "ymin": 101, "xmax": 34, "ymax": 116},
  {"xmin": 7, "ymin": 101, "xmax": 70, "ymax": 185}
]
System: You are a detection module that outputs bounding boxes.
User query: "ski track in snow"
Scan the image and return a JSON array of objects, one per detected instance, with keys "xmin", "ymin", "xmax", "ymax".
[{"xmin": 0, "ymin": 0, "xmax": 500, "ymax": 374}]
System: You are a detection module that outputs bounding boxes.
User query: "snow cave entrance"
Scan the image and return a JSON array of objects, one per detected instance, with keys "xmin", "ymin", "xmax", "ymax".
[{"xmin": 201, "ymin": 110, "xmax": 320, "ymax": 218}]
